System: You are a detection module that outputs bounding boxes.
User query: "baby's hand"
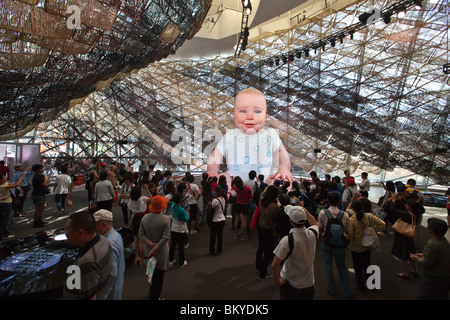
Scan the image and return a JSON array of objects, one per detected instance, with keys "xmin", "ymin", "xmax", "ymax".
[{"xmin": 270, "ymin": 168, "xmax": 294, "ymax": 182}]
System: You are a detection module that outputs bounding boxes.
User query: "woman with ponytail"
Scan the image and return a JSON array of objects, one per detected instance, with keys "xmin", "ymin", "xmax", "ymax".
[{"xmin": 348, "ymin": 199, "xmax": 386, "ymax": 291}]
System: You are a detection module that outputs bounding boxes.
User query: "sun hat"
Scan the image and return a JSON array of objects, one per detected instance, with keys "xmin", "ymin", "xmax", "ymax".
[{"xmin": 148, "ymin": 195, "xmax": 169, "ymax": 212}]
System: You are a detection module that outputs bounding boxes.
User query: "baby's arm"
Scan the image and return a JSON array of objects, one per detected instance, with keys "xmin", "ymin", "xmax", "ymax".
[{"xmin": 270, "ymin": 143, "xmax": 294, "ymax": 182}]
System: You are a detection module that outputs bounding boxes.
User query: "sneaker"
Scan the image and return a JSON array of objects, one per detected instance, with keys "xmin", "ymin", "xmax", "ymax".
[
  {"xmin": 190, "ymin": 230, "xmax": 198, "ymax": 236},
  {"xmin": 184, "ymin": 243, "xmax": 189, "ymax": 249},
  {"xmin": 58, "ymin": 209, "xmax": 65, "ymax": 216},
  {"xmin": 169, "ymin": 260, "xmax": 176, "ymax": 268},
  {"xmin": 3, "ymin": 234, "xmax": 14, "ymax": 240},
  {"xmin": 180, "ymin": 260, "xmax": 188, "ymax": 268}
]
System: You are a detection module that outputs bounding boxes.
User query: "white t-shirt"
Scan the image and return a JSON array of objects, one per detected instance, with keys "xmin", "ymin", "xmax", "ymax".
[
  {"xmin": 215, "ymin": 127, "xmax": 282, "ymax": 180},
  {"xmin": 127, "ymin": 196, "xmax": 151, "ymax": 213},
  {"xmin": 54, "ymin": 174, "xmax": 71, "ymax": 194},
  {"xmin": 211, "ymin": 197, "xmax": 226, "ymax": 223},
  {"xmin": 188, "ymin": 183, "xmax": 200, "ymax": 205},
  {"xmin": 273, "ymin": 226, "xmax": 319, "ymax": 289}
]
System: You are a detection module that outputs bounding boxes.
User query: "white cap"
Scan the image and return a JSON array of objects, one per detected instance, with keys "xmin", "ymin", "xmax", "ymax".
[
  {"xmin": 93, "ymin": 209, "xmax": 113, "ymax": 222},
  {"xmin": 284, "ymin": 205, "xmax": 307, "ymax": 224}
]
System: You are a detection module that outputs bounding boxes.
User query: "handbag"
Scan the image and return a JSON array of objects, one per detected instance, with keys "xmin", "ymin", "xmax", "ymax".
[
  {"xmin": 249, "ymin": 206, "xmax": 260, "ymax": 230},
  {"xmin": 361, "ymin": 214, "xmax": 380, "ymax": 251},
  {"xmin": 392, "ymin": 211, "xmax": 417, "ymax": 238}
]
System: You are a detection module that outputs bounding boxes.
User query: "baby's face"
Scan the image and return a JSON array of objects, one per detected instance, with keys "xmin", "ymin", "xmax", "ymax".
[{"xmin": 232, "ymin": 93, "xmax": 267, "ymax": 134}]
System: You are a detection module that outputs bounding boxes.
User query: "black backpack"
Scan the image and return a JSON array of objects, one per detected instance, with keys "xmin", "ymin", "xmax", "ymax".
[{"xmin": 323, "ymin": 209, "xmax": 348, "ymax": 248}]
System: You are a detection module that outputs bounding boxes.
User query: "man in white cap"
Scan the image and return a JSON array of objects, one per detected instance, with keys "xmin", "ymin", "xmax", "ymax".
[
  {"xmin": 271, "ymin": 203, "xmax": 319, "ymax": 300},
  {"xmin": 93, "ymin": 209, "xmax": 125, "ymax": 300}
]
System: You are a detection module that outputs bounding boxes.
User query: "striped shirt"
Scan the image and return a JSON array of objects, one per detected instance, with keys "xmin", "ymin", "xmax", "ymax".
[{"xmin": 64, "ymin": 235, "xmax": 112, "ymax": 300}]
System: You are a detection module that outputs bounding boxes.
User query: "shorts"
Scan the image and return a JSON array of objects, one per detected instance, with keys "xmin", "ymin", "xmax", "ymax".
[
  {"xmin": 235, "ymin": 203, "xmax": 249, "ymax": 215},
  {"xmin": 32, "ymin": 195, "xmax": 46, "ymax": 206},
  {"xmin": 189, "ymin": 204, "xmax": 199, "ymax": 221}
]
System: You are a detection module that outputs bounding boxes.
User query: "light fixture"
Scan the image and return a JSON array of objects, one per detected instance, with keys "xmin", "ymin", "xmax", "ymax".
[
  {"xmin": 349, "ymin": 30, "xmax": 355, "ymax": 40},
  {"xmin": 242, "ymin": 0, "xmax": 252, "ymax": 15},
  {"xmin": 413, "ymin": 0, "xmax": 423, "ymax": 9},
  {"xmin": 330, "ymin": 38, "xmax": 336, "ymax": 47},
  {"xmin": 397, "ymin": 6, "xmax": 406, "ymax": 18},
  {"xmin": 382, "ymin": 12, "xmax": 392, "ymax": 24},
  {"xmin": 304, "ymin": 49, "xmax": 310, "ymax": 57}
]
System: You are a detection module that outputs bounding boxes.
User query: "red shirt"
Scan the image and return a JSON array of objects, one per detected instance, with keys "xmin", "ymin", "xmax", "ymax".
[{"xmin": 232, "ymin": 185, "xmax": 253, "ymax": 205}]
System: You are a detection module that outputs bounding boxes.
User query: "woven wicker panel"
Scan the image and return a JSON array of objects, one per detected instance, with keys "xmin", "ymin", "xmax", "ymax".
[{"xmin": 0, "ymin": 0, "xmax": 212, "ymax": 138}]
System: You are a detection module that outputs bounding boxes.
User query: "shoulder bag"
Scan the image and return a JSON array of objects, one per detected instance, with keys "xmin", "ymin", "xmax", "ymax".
[{"xmin": 392, "ymin": 211, "xmax": 416, "ymax": 238}]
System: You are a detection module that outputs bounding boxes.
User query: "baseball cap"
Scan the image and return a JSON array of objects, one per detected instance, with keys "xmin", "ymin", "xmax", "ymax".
[
  {"xmin": 284, "ymin": 205, "xmax": 307, "ymax": 225},
  {"xmin": 14, "ymin": 163, "xmax": 23, "ymax": 168},
  {"xmin": 93, "ymin": 209, "xmax": 113, "ymax": 222}
]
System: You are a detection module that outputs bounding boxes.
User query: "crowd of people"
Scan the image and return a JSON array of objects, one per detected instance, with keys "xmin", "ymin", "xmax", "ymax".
[{"xmin": 1, "ymin": 158, "xmax": 449, "ymax": 300}]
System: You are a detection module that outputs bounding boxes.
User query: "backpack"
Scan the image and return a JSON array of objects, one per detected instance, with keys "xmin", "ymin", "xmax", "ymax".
[
  {"xmin": 156, "ymin": 179, "xmax": 168, "ymax": 196},
  {"xmin": 323, "ymin": 209, "xmax": 349, "ymax": 248},
  {"xmin": 361, "ymin": 214, "xmax": 380, "ymax": 251}
]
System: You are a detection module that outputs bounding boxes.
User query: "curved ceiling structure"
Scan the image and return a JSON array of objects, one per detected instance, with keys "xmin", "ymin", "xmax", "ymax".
[
  {"xmin": 1, "ymin": 0, "xmax": 449, "ymax": 184},
  {"xmin": 0, "ymin": 0, "xmax": 212, "ymax": 138}
]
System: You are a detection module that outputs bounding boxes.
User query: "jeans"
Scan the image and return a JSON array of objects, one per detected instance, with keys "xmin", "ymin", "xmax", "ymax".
[
  {"xmin": 0, "ymin": 202, "xmax": 13, "ymax": 237},
  {"xmin": 256, "ymin": 227, "xmax": 276, "ymax": 278},
  {"xmin": 55, "ymin": 193, "xmax": 68, "ymax": 212},
  {"xmin": 320, "ymin": 242, "xmax": 352, "ymax": 296},
  {"xmin": 351, "ymin": 250, "xmax": 371, "ymax": 290},
  {"xmin": 209, "ymin": 220, "xmax": 225, "ymax": 254},
  {"xmin": 201, "ymin": 196, "xmax": 211, "ymax": 225},
  {"xmin": 169, "ymin": 231, "xmax": 186, "ymax": 266}
]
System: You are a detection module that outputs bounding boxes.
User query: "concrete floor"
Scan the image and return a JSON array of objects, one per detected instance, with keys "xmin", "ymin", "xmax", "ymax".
[{"xmin": 2, "ymin": 184, "xmax": 449, "ymax": 301}]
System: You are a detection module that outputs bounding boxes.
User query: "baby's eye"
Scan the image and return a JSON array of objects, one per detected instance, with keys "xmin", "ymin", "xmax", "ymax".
[
  {"xmin": 239, "ymin": 110, "xmax": 247, "ymax": 113},
  {"xmin": 255, "ymin": 110, "xmax": 261, "ymax": 114}
]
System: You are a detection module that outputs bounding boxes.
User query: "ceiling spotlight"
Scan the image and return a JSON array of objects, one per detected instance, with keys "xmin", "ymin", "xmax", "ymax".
[
  {"xmin": 304, "ymin": 49, "xmax": 310, "ymax": 57},
  {"xmin": 349, "ymin": 30, "xmax": 355, "ymax": 40},
  {"xmin": 295, "ymin": 50, "xmax": 302, "ymax": 58},
  {"xmin": 382, "ymin": 13, "xmax": 392, "ymax": 24},
  {"xmin": 242, "ymin": 0, "xmax": 252, "ymax": 15},
  {"xmin": 330, "ymin": 38, "xmax": 336, "ymax": 47},
  {"xmin": 397, "ymin": 6, "xmax": 406, "ymax": 18},
  {"xmin": 413, "ymin": 0, "xmax": 423, "ymax": 9}
]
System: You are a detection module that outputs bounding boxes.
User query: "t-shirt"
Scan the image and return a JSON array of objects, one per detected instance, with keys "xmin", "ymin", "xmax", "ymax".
[
  {"xmin": 0, "ymin": 183, "xmax": 12, "ymax": 203},
  {"xmin": 215, "ymin": 128, "xmax": 282, "ymax": 179},
  {"xmin": 55, "ymin": 174, "xmax": 71, "ymax": 194},
  {"xmin": 188, "ymin": 183, "xmax": 200, "ymax": 205},
  {"xmin": 31, "ymin": 174, "xmax": 46, "ymax": 196},
  {"xmin": 64, "ymin": 235, "xmax": 112, "ymax": 300},
  {"xmin": 127, "ymin": 196, "xmax": 151, "ymax": 214},
  {"xmin": 211, "ymin": 197, "xmax": 226, "ymax": 222},
  {"xmin": 273, "ymin": 226, "xmax": 319, "ymax": 289}
]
